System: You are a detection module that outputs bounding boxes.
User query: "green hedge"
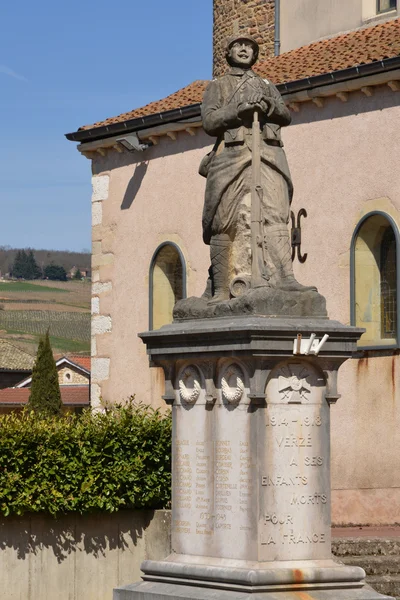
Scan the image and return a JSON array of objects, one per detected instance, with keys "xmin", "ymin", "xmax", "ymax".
[{"xmin": 0, "ymin": 403, "xmax": 171, "ymax": 516}]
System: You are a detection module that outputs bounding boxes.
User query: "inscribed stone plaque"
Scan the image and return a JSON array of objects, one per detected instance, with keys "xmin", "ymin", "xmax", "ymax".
[
  {"xmin": 260, "ymin": 361, "xmax": 330, "ymax": 561},
  {"xmin": 172, "ymin": 362, "xmax": 258, "ymax": 560}
]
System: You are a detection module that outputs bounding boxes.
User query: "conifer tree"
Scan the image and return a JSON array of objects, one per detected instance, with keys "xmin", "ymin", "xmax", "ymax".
[
  {"xmin": 74, "ymin": 268, "xmax": 82, "ymax": 280},
  {"xmin": 12, "ymin": 250, "xmax": 25, "ymax": 278},
  {"xmin": 26, "ymin": 250, "xmax": 41, "ymax": 280},
  {"xmin": 28, "ymin": 331, "xmax": 62, "ymax": 417},
  {"xmin": 19, "ymin": 250, "xmax": 29, "ymax": 278},
  {"xmin": 11, "ymin": 249, "xmax": 41, "ymax": 279}
]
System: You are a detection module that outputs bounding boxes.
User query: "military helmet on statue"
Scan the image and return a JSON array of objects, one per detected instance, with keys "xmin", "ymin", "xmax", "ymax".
[{"xmin": 225, "ymin": 33, "xmax": 259, "ymax": 66}]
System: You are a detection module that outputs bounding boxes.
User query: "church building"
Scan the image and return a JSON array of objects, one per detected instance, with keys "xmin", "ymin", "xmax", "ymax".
[{"xmin": 66, "ymin": 0, "xmax": 400, "ymax": 526}]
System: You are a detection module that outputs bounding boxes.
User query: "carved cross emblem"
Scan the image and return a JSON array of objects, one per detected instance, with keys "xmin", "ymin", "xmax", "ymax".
[{"xmin": 278, "ymin": 364, "xmax": 311, "ymax": 404}]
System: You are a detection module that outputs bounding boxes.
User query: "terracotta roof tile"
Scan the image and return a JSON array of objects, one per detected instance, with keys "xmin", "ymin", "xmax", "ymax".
[
  {"xmin": 53, "ymin": 354, "xmax": 91, "ymax": 372},
  {"xmin": 68, "ymin": 355, "xmax": 91, "ymax": 371},
  {"xmin": 0, "ymin": 339, "xmax": 35, "ymax": 371},
  {"xmin": 79, "ymin": 18, "xmax": 400, "ymax": 132},
  {"xmin": 256, "ymin": 17, "xmax": 400, "ymax": 82},
  {"xmin": 0, "ymin": 386, "xmax": 89, "ymax": 406},
  {"xmin": 80, "ymin": 80, "xmax": 207, "ymax": 131}
]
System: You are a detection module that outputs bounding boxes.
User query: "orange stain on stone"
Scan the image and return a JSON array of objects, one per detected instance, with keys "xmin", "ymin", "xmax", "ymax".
[
  {"xmin": 293, "ymin": 591, "xmax": 316, "ymax": 600},
  {"xmin": 356, "ymin": 355, "xmax": 368, "ymax": 378},
  {"xmin": 392, "ymin": 355, "xmax": 396, "ymax": 403},
  {"xmin": 293, "ymin": 569, "xmax": 304, "ymax": 583}
]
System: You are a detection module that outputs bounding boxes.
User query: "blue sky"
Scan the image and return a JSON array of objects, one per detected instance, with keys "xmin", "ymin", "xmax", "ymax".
[{"xmin": 0, "ymin": 1, "xmax": 212, "ymax": 251}]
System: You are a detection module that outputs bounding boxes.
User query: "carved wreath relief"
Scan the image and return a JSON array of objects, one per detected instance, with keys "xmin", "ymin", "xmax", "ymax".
[
  {"xmin": 221, "ymin": 364, "xmax": 245, "ymax": 404},
  {"xmin": 179, "ymin": 366, "xmax": 201, "ymax": 404}
]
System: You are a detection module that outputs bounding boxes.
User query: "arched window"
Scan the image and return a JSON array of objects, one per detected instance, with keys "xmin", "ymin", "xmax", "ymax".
[
  {"xmin": 351, "ymin": 212, "xmax": 399, "ymax": 348},
  {"xmin": 149, "ymin": 243, "xmax": 186, "ymax": 330}
]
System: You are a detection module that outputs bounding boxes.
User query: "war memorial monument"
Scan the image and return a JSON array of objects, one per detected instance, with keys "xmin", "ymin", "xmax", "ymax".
[{"xmin": 114, "ymin": 35, "xmax": 393, "ymax": 600}]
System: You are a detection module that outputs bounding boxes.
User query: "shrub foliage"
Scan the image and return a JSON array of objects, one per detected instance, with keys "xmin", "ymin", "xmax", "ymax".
[
  {"xmin": 0, "ymin": 403, "xmax": 171, "ymax": 516},
  {"xmin": 44, "ymin": 264, "xmax": 67, "ymax": 281}
]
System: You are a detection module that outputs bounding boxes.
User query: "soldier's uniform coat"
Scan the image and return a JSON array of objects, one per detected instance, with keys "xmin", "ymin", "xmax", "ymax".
[{"xmin": 200, "ymin": 67, "xmax": 294, "ymax": 245}]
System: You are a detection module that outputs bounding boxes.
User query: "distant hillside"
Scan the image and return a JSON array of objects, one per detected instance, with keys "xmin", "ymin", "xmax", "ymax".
[
  {"xmin": 0, "ymin": 279, "xmax": 91, "ymax": 355},
  {"xmin": 0, "ymin": 247, "xmax": 90, "ymax": 277}
]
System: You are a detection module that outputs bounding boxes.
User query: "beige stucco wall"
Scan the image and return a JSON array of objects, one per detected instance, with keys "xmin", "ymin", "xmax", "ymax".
[
  {"xmin": 90, "ymin": 84, "xmax": 400, "ymax": 524},
  {"xmin": 280, "ymin": 0, "xmax": 399, "ymax": 53},
  {"xmin": 283, "ymin": 86, "xmax": 400, "ymax": 524},
  {"xmin": 1, "ymin": 510, "xmax": 170, "ymax": 600},
  {"xmin": 90, "ymin": 132, "xmax": 211, "ymax": 409}
]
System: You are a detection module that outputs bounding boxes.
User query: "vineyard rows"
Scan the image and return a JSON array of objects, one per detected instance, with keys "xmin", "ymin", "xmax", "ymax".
[
  {"xmin": 0, "ymin": 311, "xmax": 90, "ymax": 342},
  {"xmin": 0, "ymin": 299, "xmax": 54, "ymax": 304}
]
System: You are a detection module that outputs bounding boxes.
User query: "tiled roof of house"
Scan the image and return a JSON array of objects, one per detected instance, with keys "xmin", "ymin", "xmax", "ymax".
[
  {"xmin": 53, "ymin": 354, "xmax": 91, "ymax": 372},
  {"xmin": 0, "ymin": 339, "xmax": 35, "ymax": 371},
  {"xmin": 79, "ymin": 18, "xmax": 400, "ymax": 132},
  {"xmin": 16, "ymin": 354, "xmax": 91, "ymax": 388},
  {"xmin": 256, "ymin": 17, "xmax": 400, "ymax": 82},
  {"xmin": 79, "ymin": 80, "xmax": 207, "ymax": 131},
  {"xmin": 68, "ymin": 355, "xmax": 91, "ymax": 371},
  {"xmin": 0, "ymin": 385, "xmax": 90, "ymax": 406}
]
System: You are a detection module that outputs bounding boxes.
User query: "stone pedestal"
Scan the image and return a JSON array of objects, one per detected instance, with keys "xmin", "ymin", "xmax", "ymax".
[{"xmin": 114, "ymin": 317, "xmax": 393, "ymax": 600}]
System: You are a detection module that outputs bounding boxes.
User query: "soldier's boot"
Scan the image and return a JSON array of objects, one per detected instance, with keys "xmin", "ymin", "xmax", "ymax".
[
  {"xmin": 201, "ymin": 267, "xmax": 213, "ymax": 301},
  {"xmin": 208, "ymin": 234, "xmax": 231, "ymax": 304},
  {"xmin": 266, "ymin": 225, "xmax": 317, "ymax": 292}
]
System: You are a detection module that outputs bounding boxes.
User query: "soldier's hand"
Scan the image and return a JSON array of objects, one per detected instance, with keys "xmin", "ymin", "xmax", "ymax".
[
  {"xmin": 237, "ymin": 101, "xmax": 257, "ymax": 119},
  {"xmin": 263, "ymin": 97, "xmax": 277, "ymax": 117},
  {"xmin": 248, "ymin": 90, "xmax": 266, "ymax": 105},
  {"xmin": 238, "ymin": 97, "xmax": 275, "ymax": 119}
]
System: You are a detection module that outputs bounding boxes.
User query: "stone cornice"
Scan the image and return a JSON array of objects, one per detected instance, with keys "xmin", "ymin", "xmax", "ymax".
[{"xmin": 78, "ymin": 70, "xmax": 400, "ymax": 158}]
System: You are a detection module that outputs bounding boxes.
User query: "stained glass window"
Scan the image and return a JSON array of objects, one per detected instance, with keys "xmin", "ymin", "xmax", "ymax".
[
  {"xmin": 353, "ymin": 214, "xmax": 398, "ymax": 347},
  {"xmin": 150, "ymin": 244, "xmax": 185, "ymax": 330},
  {"xmin": 377, "ymin": 0, "xmax": 396, "ymax": 13},
  {"xmin": 380, "ymin": 227, "xmax": 397, "ymax": 338}
]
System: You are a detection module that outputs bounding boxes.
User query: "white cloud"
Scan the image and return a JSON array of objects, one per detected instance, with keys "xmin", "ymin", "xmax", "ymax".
[{"xmin": 0, "ymin": 65, "xmax": 27, "ymax": 82}]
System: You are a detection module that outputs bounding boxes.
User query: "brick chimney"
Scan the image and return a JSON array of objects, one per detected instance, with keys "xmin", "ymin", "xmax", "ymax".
[{"xmin": 213, "ymin": 0, "xmax": 276, "ymax": 78}]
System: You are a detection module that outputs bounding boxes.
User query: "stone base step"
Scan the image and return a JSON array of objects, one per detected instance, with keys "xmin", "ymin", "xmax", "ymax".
[
  {"xmin": 367, "ymin": 575, "xmax": 400, "ymax": 599},
  {"xmin": 332, "ymin": 538, "xmax": 400, "ymax": 557},
  {"xmin": 339, "ymin": 555, "xmax": 400, "ymax": 576},
  {"xmin": 332, "ymin": 532, "xmax": 400, "ymax": 599},
  {"xmin": 114, "ymin": 580, "xmax": 397, "ymax": 600}
]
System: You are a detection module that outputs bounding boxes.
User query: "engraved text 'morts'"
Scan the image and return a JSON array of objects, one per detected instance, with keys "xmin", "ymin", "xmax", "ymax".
[{"xmin": 261, "ymin": 391, "xmax": 330, "ymax": 561}]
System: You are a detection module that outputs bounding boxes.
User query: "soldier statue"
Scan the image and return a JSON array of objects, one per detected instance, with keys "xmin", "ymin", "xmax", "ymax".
[{"xmin": 199, "ymin": 34, "xmax": 315, "ymax": 304}]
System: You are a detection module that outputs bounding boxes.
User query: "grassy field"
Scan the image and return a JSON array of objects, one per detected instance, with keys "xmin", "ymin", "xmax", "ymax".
[
  {"xmin": 0, "ymin": 280, "xmax": 90, "ymax": 307},
  {"xmin": 0, "ymin": 280, "xmax": 91, "ymax": 355},
  {"xmin": 2, "ymin": 331, "xmax": 90, "ymax": 354},
  {"xmin": 0, "ymin": 282, "xmax": 66, "ymax": 293}
]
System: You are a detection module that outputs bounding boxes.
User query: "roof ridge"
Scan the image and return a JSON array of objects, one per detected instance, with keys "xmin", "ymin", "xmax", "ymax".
[
  {"xmin": 0, "ymin": 338, "xmax": 35, "ymax": 358},
  {"xmin": 81, "ymin": 79, "xmax": 207, "ymax": 132},
  {"xmin": 73, "ymin": 17, "xmax": 400, "ymax": 134},
  {"xmin": 0, "ymin": 338, "xmax": 36, "ymax": 359},
  {"xmin": 310, "ymin": 15, "xmax": 400, "ymax": 45},
  {"xmin": 274, "ymin": 16, "xmax": 400, "ymax": 58}
]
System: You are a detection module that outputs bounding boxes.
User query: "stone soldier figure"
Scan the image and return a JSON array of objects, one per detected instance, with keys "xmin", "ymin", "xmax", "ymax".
[{"xmin": 200, "ymin": 34, "xmax": 315, "ymax": 304}]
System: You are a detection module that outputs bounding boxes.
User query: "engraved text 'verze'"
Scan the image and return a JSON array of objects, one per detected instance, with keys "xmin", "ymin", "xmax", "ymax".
[{"xmin": 260, "ymin": 398, "xmax": 330, "ymax": 561}]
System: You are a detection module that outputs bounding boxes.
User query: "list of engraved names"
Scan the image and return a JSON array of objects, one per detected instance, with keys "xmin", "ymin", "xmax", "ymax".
[{"xmin": 172, "ymin": 431, "xmax": 257, "ymax": 551}]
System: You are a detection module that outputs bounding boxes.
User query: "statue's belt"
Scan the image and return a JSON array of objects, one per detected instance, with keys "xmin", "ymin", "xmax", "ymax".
[{"xmin": 224, "ymin": 138, "xmax": 282, "ymax": 148}]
